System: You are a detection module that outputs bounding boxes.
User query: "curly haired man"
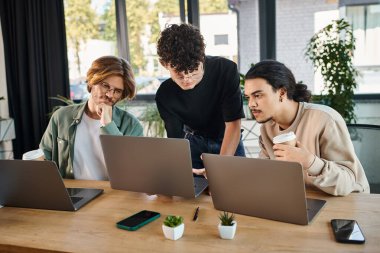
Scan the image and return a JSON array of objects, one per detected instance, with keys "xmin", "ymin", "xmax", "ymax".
[{"xmin": 155, "ymin": 24, "xmax": 245, "ymax": 175}]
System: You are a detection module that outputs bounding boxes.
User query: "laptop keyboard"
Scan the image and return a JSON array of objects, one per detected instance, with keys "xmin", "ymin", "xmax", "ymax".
[
  {"xmin": 70, "ymin": 196, "xmax": 83, "ymax": 204},
  {"xmin": 66, "ymin": 188, "xmax": 83, "ymax": 196},
  {"xmin": 194, "ymin": 177, "xmax": 208, "ymax": 188}
]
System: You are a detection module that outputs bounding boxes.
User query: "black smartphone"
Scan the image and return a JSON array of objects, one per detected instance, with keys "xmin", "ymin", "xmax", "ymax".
[
  {"xmin": 116, "ymin": 210, "xmax": 160, "ymax": 231},
  {"xmin": 331, "ymin": 219, "xmax": 365, "ymax": 244}
]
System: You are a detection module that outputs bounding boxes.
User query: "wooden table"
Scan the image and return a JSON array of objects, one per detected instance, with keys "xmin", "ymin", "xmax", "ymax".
[{"xmin": 0, "ymin": 180, "xmax": 379, "ymax": 252}]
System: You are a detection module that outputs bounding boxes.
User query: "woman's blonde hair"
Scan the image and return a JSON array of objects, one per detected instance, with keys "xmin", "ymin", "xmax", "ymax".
[{"xmin": 86, "ymin": 56, "xmax": 136, "ymax": 100}]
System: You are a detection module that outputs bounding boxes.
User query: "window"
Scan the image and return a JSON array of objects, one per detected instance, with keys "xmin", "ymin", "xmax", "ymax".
[
  {"xmin": 199, "ymin": 0, "xmax": 238, "ymax": 63},
  {"xmin": 214, "ymin": 34, "xmax": 229, "ymax": 45},
  {"xmin": 125, "ymin": 0, "xmax": 179, "ymax": 95},
  {"xmin": 64, "ymin": 0, "xmax": 238, "ymax": 97},
  {"xmin": 64, "ymin": 0, "xmax": 117, "ymax": 101},
  {"xmin": 345, "ymin": 4, "xmax": 380, "ymax": 94},
  {"xmin": 313, "ymin": 5, "xmax": 380, "ymax": 95},
  {"xmin": 126, "ymin": 0, "xmax": 237, "ymax": 95}
]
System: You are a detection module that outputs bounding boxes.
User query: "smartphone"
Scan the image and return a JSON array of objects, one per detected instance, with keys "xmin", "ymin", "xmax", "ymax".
[
  {"xmin": 116, "ymin": 210, "xmax": 160, "ymax": 231},
  {"xmin": 331, "ymin": 219, "xmax": 365, "ymax": 244}
]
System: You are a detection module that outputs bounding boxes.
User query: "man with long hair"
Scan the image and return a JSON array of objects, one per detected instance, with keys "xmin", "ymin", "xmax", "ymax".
[{"xmin": 244, "ymin": 60, "xmax": 369, "ymax": 196}]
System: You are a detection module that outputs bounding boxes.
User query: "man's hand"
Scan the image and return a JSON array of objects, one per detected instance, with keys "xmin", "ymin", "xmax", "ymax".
[
  {"xmin": 273, "ymin": 141, "xmax": 315, "ymax": 169},
  {"xmin": 96, "ymin": 103, "xmax": 113, "ymax": 126},
  {"xmin": 192, "ymin": 168, "xmax": 211, "ymax": 195},
  {"xmin": 192, "ymin": 168, "xmax": 207, "ymax": 179}
]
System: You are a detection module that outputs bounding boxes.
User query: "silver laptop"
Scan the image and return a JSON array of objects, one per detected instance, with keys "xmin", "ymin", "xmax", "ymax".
[
  {"xmin": 0, "ymin": 160, "xmax": 103, "ymax": 211},
  {"xmin": 100, "ymin": 135, "xmax": 208, "ymax": 198},
  {"xmin": 203, "ymin": 154, "xmax": 326, "ymax": 225}
]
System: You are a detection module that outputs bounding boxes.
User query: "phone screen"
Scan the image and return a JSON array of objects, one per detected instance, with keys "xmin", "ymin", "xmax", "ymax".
[
  {"xmin": 116, "ymin": 210, "xmax": 160, "ymax": 231},
  {"xmin": 331, "ymin": 219, "xmax": 365, "ymax": 244}
]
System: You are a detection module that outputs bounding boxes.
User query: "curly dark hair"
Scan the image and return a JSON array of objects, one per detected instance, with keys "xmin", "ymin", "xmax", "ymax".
[{"xmin": 157, "ymin": 24, "xmax": 205, "ymax": 73}]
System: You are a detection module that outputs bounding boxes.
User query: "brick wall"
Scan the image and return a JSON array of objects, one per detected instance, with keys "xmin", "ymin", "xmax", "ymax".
[
  {"xmin": 235, "ymin": 0, "xmax": 260, "ymax": 74},
  {"xmin": 276, "ymin": 0, "xmax": 337, "ymax": 90},
  {"xmin": 237, "ymin": 0, "xmax": 338, "ymax": 89}
]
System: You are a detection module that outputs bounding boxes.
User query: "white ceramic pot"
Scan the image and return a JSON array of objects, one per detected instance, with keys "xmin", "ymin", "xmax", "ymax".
[
  {"xmin": 162, "ymin": 223, "xmax": 185, "ymax": 240},
  {"xmin": 218, "ymin": 221, "xmax": 237, "ymax": 239}
]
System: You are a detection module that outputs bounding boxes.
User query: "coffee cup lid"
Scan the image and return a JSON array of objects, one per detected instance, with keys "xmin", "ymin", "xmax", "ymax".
[
  {"xmin": 22, "ymin": 149, "xmax": 44, "ymax": 160},
  {"xmin": 273, "ymin": 131, "xmax": 296, "ymax": 144}
]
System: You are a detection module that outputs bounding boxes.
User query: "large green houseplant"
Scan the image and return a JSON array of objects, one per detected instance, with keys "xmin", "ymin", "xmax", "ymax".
[{"xmin": 305, "ymin": 18, "xmax": 358, "ymax": 123}]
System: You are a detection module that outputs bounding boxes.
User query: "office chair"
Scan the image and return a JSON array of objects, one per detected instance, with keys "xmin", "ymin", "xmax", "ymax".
[{"xmin": 347, "ymin": 124, "xmax": 380, "ymax": 194}]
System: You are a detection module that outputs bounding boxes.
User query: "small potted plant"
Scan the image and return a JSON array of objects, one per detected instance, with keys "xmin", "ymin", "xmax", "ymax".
[
  {"xmin": 162, "ymin": 215, "xmax": 184, "ymax": 240},
  {"xmin": 218, "ymin": 211, "xmax": 237, "ymax": 240}
]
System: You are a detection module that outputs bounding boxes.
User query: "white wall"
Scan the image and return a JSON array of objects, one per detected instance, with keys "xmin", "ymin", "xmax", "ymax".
[{"xmin": 200, "ymin": 12, "xmax": 238, "ymax": 60}]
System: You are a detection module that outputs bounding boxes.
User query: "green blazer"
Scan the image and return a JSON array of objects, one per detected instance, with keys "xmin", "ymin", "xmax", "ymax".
[{"xmin": 40, "ymin": 102, "xmax": 143, "ymax": 178}]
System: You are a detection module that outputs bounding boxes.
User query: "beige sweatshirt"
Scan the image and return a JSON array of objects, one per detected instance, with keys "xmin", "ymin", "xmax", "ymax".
[{"xmin": 259, "ymin": 102, "xmax": 370, "ymax": 196}]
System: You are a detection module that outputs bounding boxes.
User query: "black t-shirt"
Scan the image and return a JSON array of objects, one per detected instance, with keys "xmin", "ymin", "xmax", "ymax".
[{"xmin": 155, "ymin": 56, "xmax": 244, "ymax": 139}]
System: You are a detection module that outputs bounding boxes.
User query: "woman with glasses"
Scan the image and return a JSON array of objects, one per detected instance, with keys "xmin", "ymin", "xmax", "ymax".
[
  {"xmin": 40, "ymin": 56, "xmax": 143, "ymax": 179},
  {"xmin": 156, "ymin": 24, "xmax": 245, "ymax": 176}
]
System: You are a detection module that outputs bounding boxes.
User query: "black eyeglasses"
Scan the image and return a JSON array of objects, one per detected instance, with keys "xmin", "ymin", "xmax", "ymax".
[{"xmin": 97, "ymin": 82, "xmax": 124, "ymax": 98}]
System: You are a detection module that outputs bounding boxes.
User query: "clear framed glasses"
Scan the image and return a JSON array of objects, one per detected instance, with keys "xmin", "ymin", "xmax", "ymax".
[
  {"xmin": 175, "ymin": 71, "xmax": 203, "ymax": 82},
  {"xmin": 97, "ymin": 82, "xmax": 124, "ymax": 98},
  {"xmin": 169, "ymin": 63, "xmax": 204, "ymax": 83}
]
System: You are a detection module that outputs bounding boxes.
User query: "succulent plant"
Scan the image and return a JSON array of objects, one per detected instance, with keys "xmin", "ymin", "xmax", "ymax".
[
  {"xmin": 163, "ymin": 215, "xmax": 184, "ymax": 228},
  {"xmin": 219, "ymin": 211, "xmax": 235, "ymax": 226}
]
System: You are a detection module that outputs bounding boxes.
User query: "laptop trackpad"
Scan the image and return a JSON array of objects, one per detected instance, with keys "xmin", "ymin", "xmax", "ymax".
[{"xmin": 307, "ymin": 198, "xmax": 326, "ymax": 223}]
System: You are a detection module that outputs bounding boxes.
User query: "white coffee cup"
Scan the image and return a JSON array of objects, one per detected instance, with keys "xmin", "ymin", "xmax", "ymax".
[
  {"xmin": 273, "ymin": 131, "xmax": 297, "ymax": 146},
  {"xmin": 22, "ymin": 149, "xmax": 45, "ymax": 161}
]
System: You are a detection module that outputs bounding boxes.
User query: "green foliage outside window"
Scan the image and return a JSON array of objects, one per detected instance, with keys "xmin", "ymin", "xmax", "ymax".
[
  {"xmin": 64, "ymin": 0, "xmax": 97, "ymax": 75},
  {"xmin": 65, "ymin": 0, "xmax": 230, "ymax": 76}
]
